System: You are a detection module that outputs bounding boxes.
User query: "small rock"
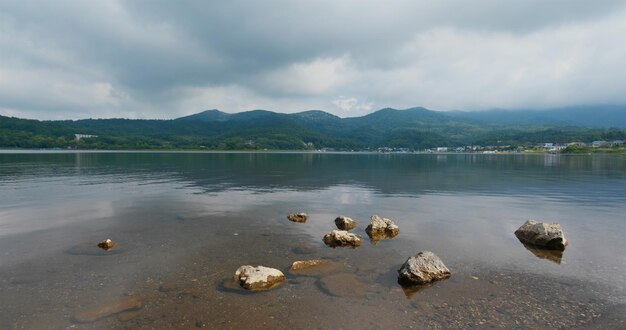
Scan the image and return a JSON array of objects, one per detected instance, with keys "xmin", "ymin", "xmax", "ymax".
[
  {"xmin": 398, "ymin": 251, "xmax": 451, "ymax": 285},
  {"xmin": 289, "ymin": 260, "xmax": 342, "ymax": 276},
  {"xmin": 322, "ymin": 230, "xmax": 362, "ymax": 248},
  {"xmin": 334, "ymin": 215, "xmax": 357, "ymax": 230},
  {"xmin": 158, "ymin": 283, "xmax": 178, "ymax": 293},
  {"xmin": 287, "ymin": 212, "xmax": 308, "ymax": 223},
  {"xmin": 365, "ymin": 215, "xmax": 399, "ymax": 241},
  {"xmin": 318, "ymin": 273, "xmax": 367, "ymax": 297},
  {"xmin": 73, "ymin": 297, "xmax": 142, "ymax": 323},
  {"xmin": 514, "ymin": 220, "xmax": 568, "ymax": 250},
  {"xmin": 290, "ymin": 259, "xmax": 328, "ymax": 271},
  {"xmin": 233, "ymin": 265, "xmax": 285, "ymax": 291},
  {"xmin": 97, "ymin": 239, "xmax": 116, "ymax": 251}
]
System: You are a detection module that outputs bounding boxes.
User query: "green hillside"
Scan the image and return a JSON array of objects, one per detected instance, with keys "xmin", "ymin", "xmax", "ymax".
[{"xmin": 1, "ymin": 107, "xmax": 625, "ymax": 150}]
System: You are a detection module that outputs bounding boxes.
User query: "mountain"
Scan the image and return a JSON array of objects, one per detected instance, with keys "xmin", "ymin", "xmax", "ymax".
[
  {"xmin": 449, "ymin": 105, "xmax": 626, "ymax": 128},
  {"xmin": 1, "ymin": 106, "xmax": 625, "ymax": 150}
]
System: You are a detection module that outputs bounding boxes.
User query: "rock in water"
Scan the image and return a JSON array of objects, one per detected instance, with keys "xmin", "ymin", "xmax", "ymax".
[
  {"xmin": 365, "ymin": 215, "xmax": 399, "ymax": 241},
  {"xmin": 322, "ymin": 230, "xmax": 362, "ymax": 248},
  {"xmin": 514, "ymin": 220, "xmax": 568, "ymax": 250},
  {"xmin": 334, "ymin": 215, "xmax": 357, "ymax": 230},
  {"xmin": 97, "ymin": 239, "xmax": 116, "ymax": 251},
  {"xmin": 290, "ymin": 259, "xmax": 328, "ymax": 271},
  {"xmin": 398, "ymin": 251, "xmax": 451, "ymax": 285},
  {"xmin": 73, "ymin": 297, "xmax": 142, "ymax": 323},
  {"xmin": 233, "ymin": 265, "xmax": 285, "ymax": 291},
  {"xmin": 287, "ymin": 212, "xmax": 308, "ymax": 223}
]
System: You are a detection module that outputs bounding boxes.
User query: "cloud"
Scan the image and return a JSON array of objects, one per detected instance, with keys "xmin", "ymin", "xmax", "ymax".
[{"xmin": 1, "ymin": 0, "xmax": 626, "ymax": 119}]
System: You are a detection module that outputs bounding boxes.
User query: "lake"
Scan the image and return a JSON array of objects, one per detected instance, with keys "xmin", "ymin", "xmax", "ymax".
[{"xmin": 1, "ymin": 151, "xmax": 625, "ymax": 329}]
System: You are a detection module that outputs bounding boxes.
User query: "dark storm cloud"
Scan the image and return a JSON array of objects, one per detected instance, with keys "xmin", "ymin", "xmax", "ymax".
[{"xmin": 1, "ymin": 0, "xmax": 626, "ymax": 119}]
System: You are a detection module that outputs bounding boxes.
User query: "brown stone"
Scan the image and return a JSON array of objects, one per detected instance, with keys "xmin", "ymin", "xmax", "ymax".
[
  {"xmin": 289, "ymin": 260, "xmax": 342, "ymax": 276},
  {"xmin": 322, "ymin": 230, "xmax": 362, "ymax": 248},
  {"xmin": 334, "ymin": 215, "xmax": 357, "ymax": 230},
  {"xmin": 287, "ymin": 212, "xmax": 308, "ymax": 223},
  {"xmin": 97, "ymin": 239, "xmax": 116, "ymax": 251}
]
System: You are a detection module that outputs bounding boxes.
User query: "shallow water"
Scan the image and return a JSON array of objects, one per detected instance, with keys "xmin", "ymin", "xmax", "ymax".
[{"xmin": 1, "ymin": 151, "xmax": 625, "ymax": 329}]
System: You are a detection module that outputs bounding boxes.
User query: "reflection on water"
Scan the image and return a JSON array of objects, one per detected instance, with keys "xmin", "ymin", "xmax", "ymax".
[
  {"xmin": 520, "ymin": 242, "xmax": 564, "ymax": 264},
  {"xmin": 1, "ymin": 151, "xmax": 625, "ymax": 328}
]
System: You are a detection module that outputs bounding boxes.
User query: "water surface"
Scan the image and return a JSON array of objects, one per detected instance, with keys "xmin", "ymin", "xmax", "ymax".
[{"xmin": 1, "ymin": 152, "xmax": 625, "ymax": 329}]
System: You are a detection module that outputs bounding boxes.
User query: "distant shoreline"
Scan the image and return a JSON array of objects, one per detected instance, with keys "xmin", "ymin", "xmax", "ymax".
[{"xmin": 0, "ymin": 148, "xmax": 624, "ymax": 156}]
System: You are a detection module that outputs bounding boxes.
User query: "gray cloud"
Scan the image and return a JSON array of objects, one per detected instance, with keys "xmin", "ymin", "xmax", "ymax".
[{"xmin": 1, "ymin": 0, "xmax": 626, "ymax": 119}]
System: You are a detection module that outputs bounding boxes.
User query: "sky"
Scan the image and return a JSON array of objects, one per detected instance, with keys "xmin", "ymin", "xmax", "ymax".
[{"xmin": 1, "ymin": 0, "xmax": 626, "ymax": 120}]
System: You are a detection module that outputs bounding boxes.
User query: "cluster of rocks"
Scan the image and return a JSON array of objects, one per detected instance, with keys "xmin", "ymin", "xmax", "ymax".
[
  {"xmin": 164, "ymin": 216, "xmax": 566, "ymax": 295},
  {"xmin": 365, "ymin": 215, "xmax": 399, "ymax": 242}
]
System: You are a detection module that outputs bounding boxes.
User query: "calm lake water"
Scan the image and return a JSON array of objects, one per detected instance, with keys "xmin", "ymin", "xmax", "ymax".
[{"xmin": 1, "ymin": 151, "xmax": 625, "ymax": 329}]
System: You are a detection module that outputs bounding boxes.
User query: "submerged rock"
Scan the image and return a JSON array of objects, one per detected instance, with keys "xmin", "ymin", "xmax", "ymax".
[
  {"xmin": 73, "ymin": 297, "xmax": 142, "ymax": 323},
  {"xmin": 290, "ymin": 259, "xmax": 328, "ymax": 271},
  {"xmin": 398, "ymin": 251, "xmax": 451, "ymax": 285},
  {"xmin": 334, "ymin": 215, "xmax": 357, "ymax": 230},
  {"xmin": 287, "ymin": 212, "xmax": 308, "ymax": 223},
  {"xmin": 514, "ymin": 220, "xmax": 568, "ymax": 250},
  {"xmin": 322, "ymin": 230, "xmax": 362, "ymax": 248},
  {"xmin": 233, "ymin": 265, "xmax": 285, "ymax": 291},
  {"xmin": 289, "ymin": 259, "xmax": 342, "ymax": 276},
  {"xmin": 318, "ymin": 273, "xmax": 367, "ymax": 297},
  {"xmin": 97, "ymin": 239, "xmax": 116, "ymax": 251},
  {"xmin": 365, "ymin": 215, "xmax": 399, "ymax": 241}
]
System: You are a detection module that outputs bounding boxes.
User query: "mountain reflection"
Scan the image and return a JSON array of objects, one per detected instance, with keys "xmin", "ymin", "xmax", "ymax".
[{"xmin": 1, "ymin": 152, "xmax": 625, "ymax": 202}]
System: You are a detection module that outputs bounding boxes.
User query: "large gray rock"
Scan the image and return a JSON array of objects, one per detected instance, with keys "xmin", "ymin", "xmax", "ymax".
[
  {"xmin": 398, "ymin": 251, "xmax": 451, "ymax": 285},
  {"xmin": 233, "ymin": 265, "xmax": 285, "ymax": 290},
  {"xmin": 514, "ymin": 220, "xmax": 568, "ymax": 250},
  {"xmin": 323, "ymin": 230, "xmax": 362, "ymax": 248},
  {"xmin": 365, "ymin": 215, "xmax": 399, "ymax": 241},
  {"xmin": 334, "ymin": 215, "xmax": 357, "ymax": 230}
]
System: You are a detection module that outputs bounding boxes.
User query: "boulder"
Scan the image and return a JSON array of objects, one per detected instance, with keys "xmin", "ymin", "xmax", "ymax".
[
  {"xmin": 514, "ymin": 220, "xmax": 568, "ymax": 250},
  {"xmin": 97, "ymin": 239, "xmax": 116, "ymax": 251},
  {"xmin": 365, "ymin": 215, "xmax": 399, "ymax": 241},
  {"xmin": 287, "ymin": 212, "xmax": 308, "ymax": 223},
  {"xmin": 398, "ymin": 251, "xmax": 451, "ymax": 285},
  {"xmin": 233, "ymin": 265, "xmax": 285, "ymax": 291},
  {"xmin": 322, "ymin": 230, "xmax": 362, "ymax": 248},
  {"xmin": 334, "ymin": 215, "xmax": 357, "ymax": 230}
]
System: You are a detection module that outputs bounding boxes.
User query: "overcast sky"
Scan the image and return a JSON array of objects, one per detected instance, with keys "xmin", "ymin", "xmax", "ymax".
[{"xmin": 1, "ymin": 0, "xmax": 626, "ymax": 119}]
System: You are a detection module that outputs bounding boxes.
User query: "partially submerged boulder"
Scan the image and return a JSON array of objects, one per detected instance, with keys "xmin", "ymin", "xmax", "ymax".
[
  {"xmin": 97, "ymin": 239, "xmax": 116, "ymax": 251},
  {"xmin": 287, "ymin": 212, "xmax": 308, "ymax": 223},
  {"xmin": 289, "ymin": 259, "xmax": 342, "ymax": 276},
  {"xmin": 334, "ymin": 215, "xmax": 357, "ymax": 230},
  {"xmin": 234, "ymin": 265, "xmax": 285, "ymax": 291},
  {"xmin": 398, "ymin": 251, "xmax": 451, "ymax": 285},
  {"xmin": 514, "ymin": 220, "xmax": 568, "ymax": 250},
  {"xmin": 323, "ymin": 230, "xmax": 362, "ymax": 248},
  {"xmin": 365, "ymin": 215, "xmax": 399, "ymax": 241}
]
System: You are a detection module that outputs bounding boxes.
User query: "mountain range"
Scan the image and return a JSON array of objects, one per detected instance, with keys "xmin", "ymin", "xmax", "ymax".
[{"xmin": 1, "ymin": 106, "xmax": 625, "ymax": 150}]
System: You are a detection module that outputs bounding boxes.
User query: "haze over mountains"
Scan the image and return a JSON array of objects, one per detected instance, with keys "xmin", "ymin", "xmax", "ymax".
[{"xmin": 1, "ymin": 106, "xmax": 625, "ymax": 150}]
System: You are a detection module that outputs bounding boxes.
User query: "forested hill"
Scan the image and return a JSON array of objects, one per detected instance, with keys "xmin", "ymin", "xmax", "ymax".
[{"xmin": 1, "ymin": 107, "xmax": 625, "ymax": 150}]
